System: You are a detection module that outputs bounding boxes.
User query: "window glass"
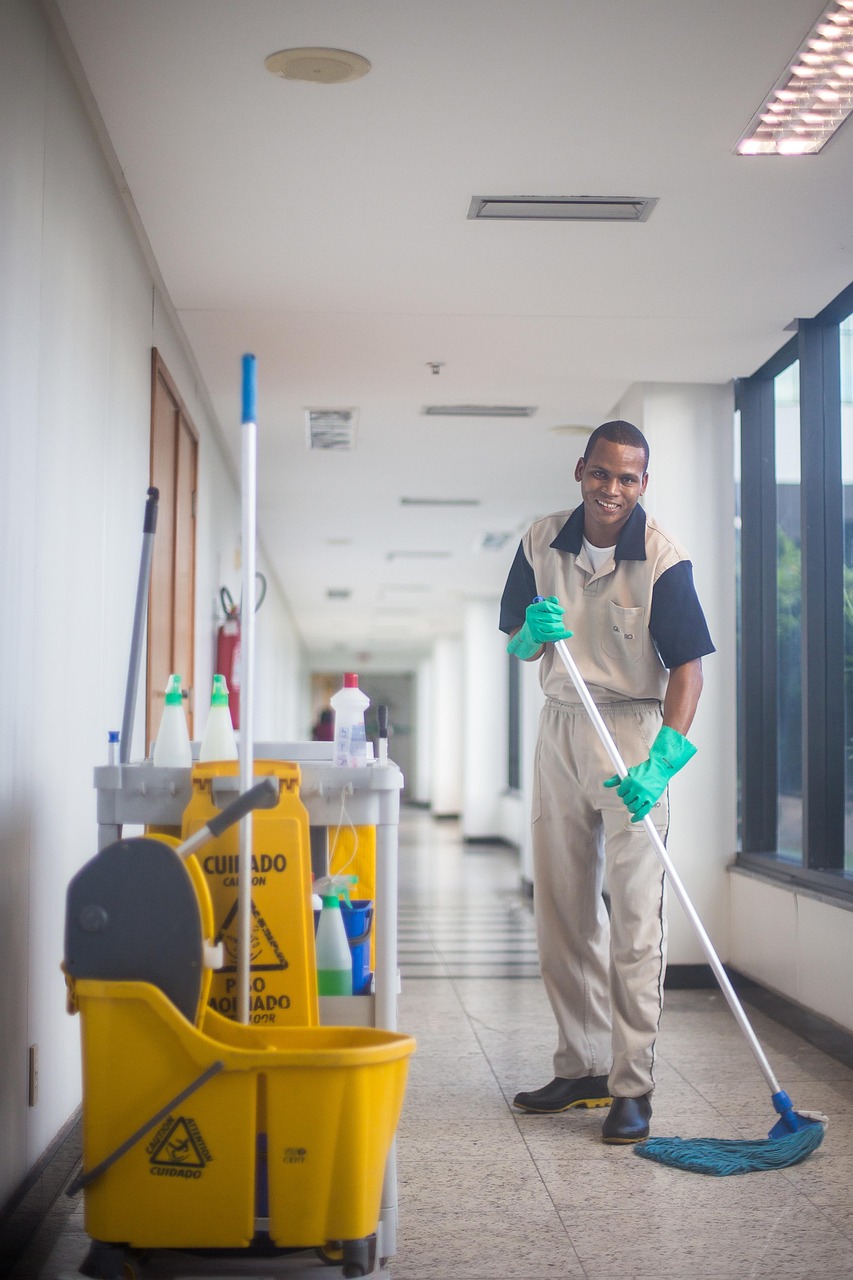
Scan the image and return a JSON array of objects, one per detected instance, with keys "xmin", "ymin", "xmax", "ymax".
[
  {"xmin": 734, "ymin": 409, "xmax": 742, "ymax": 847},
  {"xmin": 841, "ymin": 319, "xmax": 853, "ymax": 869},
  {"xmin": 775, "ymin": 362, "xmax": 802, "ymax": 862}
]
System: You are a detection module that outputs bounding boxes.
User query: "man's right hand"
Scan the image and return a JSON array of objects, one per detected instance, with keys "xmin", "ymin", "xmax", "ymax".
[{"xmin": 507, "ymin": 597, "xmax": 573, "ymax": 659}]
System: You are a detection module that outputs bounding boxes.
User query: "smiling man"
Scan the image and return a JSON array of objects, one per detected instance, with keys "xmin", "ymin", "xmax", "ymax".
[{"xmin": 499, "ymin": 420, "xmax": 715, "ymax": 1144}]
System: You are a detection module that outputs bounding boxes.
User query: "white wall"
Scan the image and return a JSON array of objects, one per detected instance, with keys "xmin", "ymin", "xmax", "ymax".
[
  {"xmin": 461, "ymin": 601, "xmax": 508, "ymax": 839},
  {"xmin": 730, "ymin": 873, "xmax": 853, "ymax": 1033},
  {"xmin": 610, "ymin": 383, "xmax": 738, "ymax": 964},
  {"xmin": 430, "ymin": 637, "xmax": 463, "ymax": 816},
  {"xmin": 0, "ymin": 0, "xmax": 304, "ymax": 1208}
]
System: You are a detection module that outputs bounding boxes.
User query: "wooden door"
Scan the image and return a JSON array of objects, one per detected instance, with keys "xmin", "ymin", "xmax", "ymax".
[{"xmin": 147, "ymin": 349, "xmax": 198, "ymax": 750}]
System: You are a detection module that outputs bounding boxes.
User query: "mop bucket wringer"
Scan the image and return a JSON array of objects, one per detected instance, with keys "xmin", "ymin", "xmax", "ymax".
[{"xmin": 64, "ymin": 778, "xmax": 415, "ymax": 1253}]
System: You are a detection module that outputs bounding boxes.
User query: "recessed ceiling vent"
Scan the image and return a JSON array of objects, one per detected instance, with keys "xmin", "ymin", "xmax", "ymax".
[
  {"xmin": 468, "ymin": 195, "xmax": 658, "ymax": 222},
  {"xmin": 306, "ymin": 409, "xmax": 358, "ymax": 450},
  {"xmin": 477, "ymin": 532, "xmax": 514, "ymax": 552},
  {"xmin": 422, "ymin": 405, "xmax": 537, "ymax": 418},
  {"xmin": 400, "ymin": 496, "xmax": 481, "ymax": 506}
]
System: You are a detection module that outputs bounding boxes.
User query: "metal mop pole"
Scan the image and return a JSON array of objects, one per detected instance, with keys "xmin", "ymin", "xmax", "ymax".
[
  {"xmin": 552, "ymin": 635, "xmax": 784, "ymax": 1098},
  {"xmin": 237, "ymin": 354, "xmax": 257, "ymax": 1025},
  {"xmin": 120, "ymin": 488, "xmax": 159, "ymax": 764}
]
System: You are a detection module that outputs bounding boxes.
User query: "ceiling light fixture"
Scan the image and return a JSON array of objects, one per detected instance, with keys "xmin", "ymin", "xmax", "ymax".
[
  {"xmin": 264, "ymin": 48, "xmax": 371, "ymax": 84},
  {"xmin": 468, "ymin": 195, "xmax": 657, "ymax": 222},
  {"xmin": 423, "ymin": 404, "xmax": 537, "ymax": 417},
  {"xmin": 737, "ymin": 0, "xmax": 853, "ymax": 154}
]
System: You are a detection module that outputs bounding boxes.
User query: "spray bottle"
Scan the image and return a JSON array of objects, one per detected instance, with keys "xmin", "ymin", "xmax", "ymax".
[
  {"xmin": 315, "ymin": 894, "xmax": 353, "ymax": 995},
  {"xmin": 199, "ymin": 673, "xmax": 238, "ymax": 762},
  {"xmin": 152, "ymin": 674, "xmax": 192, "ymax": 767}
]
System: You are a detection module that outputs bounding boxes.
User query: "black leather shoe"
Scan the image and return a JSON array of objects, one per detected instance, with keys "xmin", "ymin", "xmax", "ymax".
[
  {"xmin": 601, "ymin": 1093, "xmax": 652, "ymax": 1143},
  {"xmin": 513, "ymin": 1076, "xmax": 612, "ymax": 1113}
]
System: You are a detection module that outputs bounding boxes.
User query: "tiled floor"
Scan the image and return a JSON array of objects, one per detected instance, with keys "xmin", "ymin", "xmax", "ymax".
[{"xmin": 12, "ymin": 807, "xmax": 853, "ymax": 1279}]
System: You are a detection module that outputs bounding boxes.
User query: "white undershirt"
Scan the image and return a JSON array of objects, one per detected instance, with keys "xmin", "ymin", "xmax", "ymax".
[{"xmin": 583, "ymin": 536, "xmax": 614, "ymax": 573}]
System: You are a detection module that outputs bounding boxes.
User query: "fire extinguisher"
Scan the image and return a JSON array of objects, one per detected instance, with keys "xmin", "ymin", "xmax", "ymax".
[{"xmin": 216, "ymin": 575, "xmax": 266, "ymax": 730}]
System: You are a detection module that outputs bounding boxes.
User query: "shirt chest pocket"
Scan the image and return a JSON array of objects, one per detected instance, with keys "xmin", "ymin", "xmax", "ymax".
[{"xmin": 600, "ymin": 601, "xmax": 645, "ymax": 665}]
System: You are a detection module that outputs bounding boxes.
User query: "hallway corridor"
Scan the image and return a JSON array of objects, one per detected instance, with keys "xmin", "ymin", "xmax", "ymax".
[{"xmin": 11, "ymin": 807, "xmax": 853, "ymax": 1279}]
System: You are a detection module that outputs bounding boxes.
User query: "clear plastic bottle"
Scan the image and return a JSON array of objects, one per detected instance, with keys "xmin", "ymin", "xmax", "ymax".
[
  {"xmin": 199, "ymin": 674, "xmax": 238, "ymax": 762},
  {"xmin": 331, "ymin": 673, "xmax": 370, "ymax": 768},
  {"xmin": 152, "ymin": 674, "xmax": 192, "ymax": 767},
  {"xmin": 315, "ymin": 894, "xmax": 352, "ymax": 995}
]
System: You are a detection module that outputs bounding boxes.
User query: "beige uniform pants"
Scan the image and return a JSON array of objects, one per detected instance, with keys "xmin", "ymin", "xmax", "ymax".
[{"xmin": 531, "ymin": 697, "xmax": 669, "ymax": 1098}]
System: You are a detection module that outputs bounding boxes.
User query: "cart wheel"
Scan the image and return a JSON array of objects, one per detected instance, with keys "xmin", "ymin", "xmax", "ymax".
[
  {"xmin": 315, "ymin": 1242, "xmax": 344, "ymax": 1266},
  {"xmin": 79, "ymin": 1240, "xmax": 138, "ymax": 1279},
  {"xmin": 341, "ymin": 1235, "xmax": 377, "ymax": 1277}
]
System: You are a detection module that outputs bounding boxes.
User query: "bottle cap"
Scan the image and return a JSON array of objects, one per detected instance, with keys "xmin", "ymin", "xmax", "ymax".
[
  {"xmin": 108, "ymin": 730, "xmax": 120, "ymax": 744},
  {"xmin": 344, "ymin": 673, "xmax": 358, "ymax": 687},
  {"xmin": 211, "ymin": 674, "xmax": 229, "ymax": 706},
  {"xmin": 164, "ymin": 675, "xmax": 183, "ymax": 705},
  {"xmin": 321, "ymin": 894, "xmax": 341, "ymax": 908}
]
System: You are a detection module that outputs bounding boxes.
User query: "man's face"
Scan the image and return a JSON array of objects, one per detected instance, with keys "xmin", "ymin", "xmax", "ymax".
[{"xmin": 574, "ymin": 438, "xmax": 648, "ymax": 547}]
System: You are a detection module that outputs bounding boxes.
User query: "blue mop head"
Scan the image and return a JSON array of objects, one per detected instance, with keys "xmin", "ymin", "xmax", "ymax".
[{"xmin": 636, "ymin": 1096, "xmax": 827, "ymax": 1176}]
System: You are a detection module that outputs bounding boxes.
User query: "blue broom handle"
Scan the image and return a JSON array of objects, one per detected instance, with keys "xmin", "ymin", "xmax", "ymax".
[{"xmin": 552, "ymin": 635, "xmax": 782, "ymax": 1098}]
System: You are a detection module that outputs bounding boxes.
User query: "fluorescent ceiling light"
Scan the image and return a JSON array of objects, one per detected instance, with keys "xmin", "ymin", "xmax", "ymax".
[
  {"xmin": 737, "ymin": 0, "xmax": 853, "ymax": 154},
  {"xmin": 386, "ymin": 551, "xmax": 452, "ymax": 561},
  {"xmin": 423, "ymin": 404, "xmax": 537, "ymax": 417},
  {"xmin": 468, "ymin": 195, "xmax": 657, "ymax": 222}
]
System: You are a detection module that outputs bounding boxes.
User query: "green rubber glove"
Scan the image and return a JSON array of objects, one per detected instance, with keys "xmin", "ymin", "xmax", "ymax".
[
  {"xmin": 507, "ymin": 596, "xmax": 573, "ymax": 659},
  {"xmin": 603, "ymin": 725, "xmax": 697, "ymax": 822}
]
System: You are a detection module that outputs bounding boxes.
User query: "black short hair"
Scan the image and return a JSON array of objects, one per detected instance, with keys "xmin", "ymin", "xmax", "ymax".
[{"xmin": 583, "ymin": 420, "xmax": 649, "ymax": 471}]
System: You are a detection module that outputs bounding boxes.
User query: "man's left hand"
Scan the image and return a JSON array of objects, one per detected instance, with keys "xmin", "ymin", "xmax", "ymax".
[{"xmin": 603, "ymin": 725, "xmax": 697, "ymax": 822}]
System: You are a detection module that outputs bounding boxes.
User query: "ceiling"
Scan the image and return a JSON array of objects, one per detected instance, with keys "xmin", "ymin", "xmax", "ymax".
[{"xmin": 51, "ymin": 0, "xmax": 853, "ymax": 666}]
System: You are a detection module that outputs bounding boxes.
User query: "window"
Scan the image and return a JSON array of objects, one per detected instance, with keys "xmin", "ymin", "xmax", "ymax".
[
  {"xmin": 738, "ymin": 284, "xmax": 853, "ymax": 896},
  {"xmin": 775, "ymin": 362, "xmax": 802, "ymax": 863},
  {"xmin": 841, "ymin": 318, "xmax": 853, "ymax": 869}
]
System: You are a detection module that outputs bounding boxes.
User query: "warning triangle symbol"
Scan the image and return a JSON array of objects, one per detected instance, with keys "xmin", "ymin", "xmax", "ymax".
[
  {"xmin": 149, "ymin": 1117, "xmax": 207, "ymax": 1168},
  {"xmin": 214, "ymin": 898, "xmax": 288, "ymax": 973}
]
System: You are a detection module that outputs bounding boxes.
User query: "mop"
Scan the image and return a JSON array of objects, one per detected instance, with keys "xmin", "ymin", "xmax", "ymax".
[{"xmin": 547, "ymin": 628, "xmax": 828, "ymax": 1174}]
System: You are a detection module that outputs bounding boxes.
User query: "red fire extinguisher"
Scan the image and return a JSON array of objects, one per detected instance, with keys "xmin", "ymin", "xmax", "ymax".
[{"xmin": 216, "ymin": 576, "xmax": 266, "ymax": 730}]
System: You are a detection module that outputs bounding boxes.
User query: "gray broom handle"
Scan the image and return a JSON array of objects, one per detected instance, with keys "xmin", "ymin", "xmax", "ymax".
[
  {"xmin": 552, "ymin": 636, "xmax": 782, "ymax": 1097},
  {"xmin": 120, "ymin": 487, "xmax": 159, "ymax": 764}
]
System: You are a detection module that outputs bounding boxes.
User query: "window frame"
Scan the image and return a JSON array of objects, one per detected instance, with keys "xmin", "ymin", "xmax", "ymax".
[{"xmin": 737, "ymin": 284, "xmax": 853, "ymax": 900}]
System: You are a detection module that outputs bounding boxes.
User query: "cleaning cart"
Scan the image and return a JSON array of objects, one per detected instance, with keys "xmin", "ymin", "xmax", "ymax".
[{"xmin": 69, "ymin": 753, "xmax": 412, "ymax": 1278}]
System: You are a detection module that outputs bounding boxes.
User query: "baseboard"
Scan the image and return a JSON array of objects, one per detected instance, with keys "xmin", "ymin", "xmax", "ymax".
[
  {"xmin": 664, "ymin": 965, "xmax": 853, "ymax": 1071},
  {"xmin": 0, "ymin": 1108, "xmax": 81, "ymax": 1279}
]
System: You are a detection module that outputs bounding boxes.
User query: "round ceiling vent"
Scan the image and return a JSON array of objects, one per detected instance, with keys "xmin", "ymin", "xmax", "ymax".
[{"xmin": 264, "ymin": 48, "xmax": 371, "ymax": 84}]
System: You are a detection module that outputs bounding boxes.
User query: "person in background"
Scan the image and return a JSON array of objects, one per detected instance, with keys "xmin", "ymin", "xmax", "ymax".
[
  {"xmin": 499, "ymin": 420, "xmax": 714, "ymax": 1143},
  {"xmin": 312, "ymin": 708, "xmax": 334, "ymax": 741}
]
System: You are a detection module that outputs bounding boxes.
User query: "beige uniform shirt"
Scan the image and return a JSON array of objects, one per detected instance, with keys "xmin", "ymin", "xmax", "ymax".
[{"xmin": 499, "ymin": 504, "xmax": 714, "ymax": 706}]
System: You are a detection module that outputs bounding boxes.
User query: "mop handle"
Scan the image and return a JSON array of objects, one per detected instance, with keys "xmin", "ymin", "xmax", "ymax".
[
  {"xmin": 176, "ymin": 776, "xmax": 279, "ymax": 860},
  {"xmin": 551, "ymin": 634, "xmax": 782, "ymax": 1097},
  {"xmin": 120, "ymin": 487, "xmax": 159, "ymax": 764},
  {"xmin": 238, "ymin": 354, "xmax": 257, "ymax": 1025}
]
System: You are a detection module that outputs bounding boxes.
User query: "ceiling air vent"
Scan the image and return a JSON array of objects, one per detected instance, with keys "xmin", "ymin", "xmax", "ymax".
[
  {"xmin": 422, "ymin": 405, "xmax": 536, "ymax": 418},
  {"xmin": 477, "ymin": 532, "xmax": 514, "ymax": 552},
  {"xmin": 467, "ymin": 195, "xmax": 657, "ymax": 222},
  {"xmin": 306, "ymin": 408, "xmax": 358, "ymax": 450},
  {"xmin": 400, "ymin": 497, "xmax": 481, "ymax": 506}
]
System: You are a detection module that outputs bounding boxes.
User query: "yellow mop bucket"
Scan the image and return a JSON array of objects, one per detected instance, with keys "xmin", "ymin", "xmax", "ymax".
[{"xmin": 71, "ymin": 978, "xmax": 414, "ymax": 1250}]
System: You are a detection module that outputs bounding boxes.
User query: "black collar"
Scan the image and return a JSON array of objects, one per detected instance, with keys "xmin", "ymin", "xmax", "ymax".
[{"xmin": 550, "ymin": 503, "xmax": 647, "ymax": 562}]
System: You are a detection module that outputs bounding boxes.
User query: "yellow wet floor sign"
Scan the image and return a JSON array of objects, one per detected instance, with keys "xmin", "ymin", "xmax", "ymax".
[{"xmin": 181, "ymin": 760, "xmax": 318, "ymax": 1027}]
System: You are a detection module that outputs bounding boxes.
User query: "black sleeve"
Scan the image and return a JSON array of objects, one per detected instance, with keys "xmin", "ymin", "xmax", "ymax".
[
  {"xmin": 499, "ymin": 542, "xmax": 537, "ymax": 634},
  {"xmin": 649, "ymin": 561, "xmax": 715, "ymax": 669}
]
